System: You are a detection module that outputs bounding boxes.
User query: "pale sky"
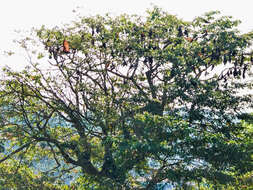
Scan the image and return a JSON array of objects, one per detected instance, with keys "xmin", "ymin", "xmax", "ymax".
[{"xmin": 0, "ymin": 0, "xmax": 252, "ymax": 69}]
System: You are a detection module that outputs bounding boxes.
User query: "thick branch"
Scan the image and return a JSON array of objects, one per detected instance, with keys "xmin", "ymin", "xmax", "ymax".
[{"xmin": 0, "ymin": 141, "xmax": 34, "ymax": 163}]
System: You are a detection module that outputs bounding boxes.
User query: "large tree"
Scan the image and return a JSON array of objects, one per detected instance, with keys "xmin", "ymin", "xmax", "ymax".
[{"xmin": 0, "ymin": 7, "xmax": 252, "ymax": 189}]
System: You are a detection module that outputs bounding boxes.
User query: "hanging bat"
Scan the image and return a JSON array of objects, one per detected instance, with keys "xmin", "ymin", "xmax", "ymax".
[
  {"xmin": 63, "ymin": 40, "xmax": 70, "ymax": 53},
  {"xmin": 177, "ymin": 26, "xmax": 183, "ymax": 37},
  {"xmin": 184, "ymin": 29, "xmax": 189, "ymax": 37}
]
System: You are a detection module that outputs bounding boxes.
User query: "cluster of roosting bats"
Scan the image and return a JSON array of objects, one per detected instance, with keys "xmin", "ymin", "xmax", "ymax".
[{"xmin": 45, "ymin": 24, "xmax": 253, "ymax": 82}]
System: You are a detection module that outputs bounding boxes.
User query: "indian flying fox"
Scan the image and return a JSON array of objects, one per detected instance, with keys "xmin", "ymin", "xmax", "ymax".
[{"xmin": 63, "ymin": 40, "xmax": 70, "ymax": 53}]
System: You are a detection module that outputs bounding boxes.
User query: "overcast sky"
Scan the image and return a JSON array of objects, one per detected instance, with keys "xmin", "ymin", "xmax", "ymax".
[{"xmin": 0, "ymin": 0, "xmax": 252, "ymax": 69}]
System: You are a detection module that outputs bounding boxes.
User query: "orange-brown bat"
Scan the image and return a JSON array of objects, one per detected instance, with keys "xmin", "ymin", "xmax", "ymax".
[{"xmin": 63, "ymin": 40, "xmax": 70, "ymax": 53}]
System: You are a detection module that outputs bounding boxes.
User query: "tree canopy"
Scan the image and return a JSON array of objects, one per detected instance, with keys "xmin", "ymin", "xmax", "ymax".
[{"xmin": 0, "ymin": 7, "xmax": 253, "ymax": 190}]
